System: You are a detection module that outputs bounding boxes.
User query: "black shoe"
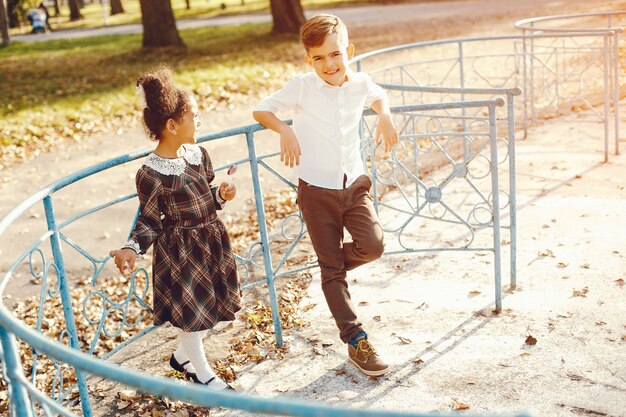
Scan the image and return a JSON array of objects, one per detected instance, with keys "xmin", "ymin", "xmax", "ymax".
[
  {"xmin": 169, "ymin": 354, "xmax": 199, "ymax": 382},
  {"xmin": 199, "ymin": 376, "xmax": 236, "ymax": 391}
]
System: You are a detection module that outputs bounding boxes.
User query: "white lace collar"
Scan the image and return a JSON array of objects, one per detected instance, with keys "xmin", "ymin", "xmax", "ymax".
[{"xmin": 144, "ymin": 144, "xmax": 202, "ymax": 176}]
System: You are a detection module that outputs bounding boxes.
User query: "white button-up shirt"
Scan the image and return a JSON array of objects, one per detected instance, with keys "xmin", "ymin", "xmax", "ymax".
[{"xmin": 253, "ymin": 70, "xmax": 387, "ymax": 189}]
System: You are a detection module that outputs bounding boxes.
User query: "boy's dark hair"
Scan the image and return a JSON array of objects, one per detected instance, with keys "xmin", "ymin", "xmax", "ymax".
[
  {"xmin": 300, "ymin": 14, "xmax": 348, "ymax": 52},
  {"xmin": 136, "ymin": 65, "xmax": 191, "ymax": 140}
]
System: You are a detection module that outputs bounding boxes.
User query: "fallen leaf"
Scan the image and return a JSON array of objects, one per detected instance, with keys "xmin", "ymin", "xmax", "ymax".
[
  {"xmin": 538, "ymin": 249, "xmax": 555, "ymax": 257},
  {"xmin": 556, "ymin": 262, "xmax": 568, "ymax": 268},
  {"xmin": 358, "ymin": 301, "xmax": 369, "ymax": 306},
  {"xmin": 116, "ymin": 400, "xmax": 130, "ymax": 410},
  {"xmin": 580, "ymin": 263, "xmax": 590, "ymax": 269},
  {"xmin": 312, "ymin": 347, "xmax": 327, "ymax": 356},
  {"xmin": 615, "ymin": 278, "xmax": 624, "ymax": 287},
  {"xmin": 595, "ymin": 321, "xmax": 607, "ymax": 326},
  {"xmin": 373, "ymin": 315, "xmax": 381, "ymax": 321},
  {"xmin": 335, "ymin": 369, "xmax": 346, "ymax": 375},
  {"xmin": 572, "ymin": 286, "xmax": 589, "ymax": 297},
  {"xmin": 413, "ymin": 358, "xmax": 424, "ymax": 364},
  {"xmin": 525, "ymin": 335, "xmax": 537, "ymax": 345},
  {"xmin": 469, "ymin": 290, "xmax": 481, "ymax": 295},
  {"xmin": 452, "ymin": 398, "xmax": 470, "ymax": 410}
]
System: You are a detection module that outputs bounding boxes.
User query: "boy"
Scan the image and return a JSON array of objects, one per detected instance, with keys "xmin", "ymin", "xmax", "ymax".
[{"xmin": 253, "ymin": 14, "xmax": 398, "ymax": 377}]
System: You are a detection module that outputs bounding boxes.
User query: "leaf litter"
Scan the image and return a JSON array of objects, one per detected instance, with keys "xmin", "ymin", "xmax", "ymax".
[{"xmin": 1, "ymin": 190, "xmax": 313, "ymax": 415}]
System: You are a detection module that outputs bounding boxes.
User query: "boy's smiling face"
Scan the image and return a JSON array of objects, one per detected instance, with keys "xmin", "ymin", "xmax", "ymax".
[{"xmin": 305, "ymin": 32, "xmax": 355, "ymax": 87}]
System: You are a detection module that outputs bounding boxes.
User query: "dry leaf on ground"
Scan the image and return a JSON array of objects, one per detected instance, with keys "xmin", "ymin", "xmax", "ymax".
[
  {"xmin": 525, "ymin": 335, "xmax": 537, "ymax": 345},
  {"xmin": 452, "ymin": 397, "xmax": 470, "ymax": 410}
]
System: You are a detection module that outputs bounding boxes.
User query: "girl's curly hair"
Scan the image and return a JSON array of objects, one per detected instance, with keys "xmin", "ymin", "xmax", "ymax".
[{"xmin": 136, "ymin": 65, "xmax": 191, "ymax": 140}]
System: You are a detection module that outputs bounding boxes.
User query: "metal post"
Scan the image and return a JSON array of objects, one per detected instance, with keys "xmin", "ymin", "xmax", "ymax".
[
  {"xmin": 0, "ymin": 329, "xmax": 34, "ymax": 417},
  {"xmin": 603, "ymin": 35, "xmax": 610, "ymax": 163},
  {"xmin": 488, "ymin": 104, "xmax": 502, "ymax": 312},
  {"xmin": 246, "ymin": 131, "xmax": 283, "ymax": 346},
  {"xmin": 530, "ymin": 25, "xmax": 536, "ymax": 122},
  {"xmin": 522, "ymin": 30, "xmax": 528, "ymax": 139},
  {"xmin": 43, "ymin": 196, "xmax": 92, "ymax": 417},
  {"xmin": 458, "ymin": 41, "xmax": 468, "ymax": 143},
  {"xmin": 613, "ymin": 32, "xmax": 620, "ymax": 156},
  {"xmin": 507, "ymin": 95, "xmax": 517, "ymax": 289}
]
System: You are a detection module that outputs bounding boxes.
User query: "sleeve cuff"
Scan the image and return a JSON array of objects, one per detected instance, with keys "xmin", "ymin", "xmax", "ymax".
[
  {"xmin": 122, "ymin": 239, "xmax": 141, "ymax": 255},
  {"xmin": 215, "ymin": 189, "xmax": 227, "ymax": 207}
]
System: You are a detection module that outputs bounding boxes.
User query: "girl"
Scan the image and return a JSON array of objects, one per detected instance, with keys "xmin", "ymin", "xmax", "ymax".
[{"xmin": 111, "ymin": 66, "xmax": 240, "ymax": 390}]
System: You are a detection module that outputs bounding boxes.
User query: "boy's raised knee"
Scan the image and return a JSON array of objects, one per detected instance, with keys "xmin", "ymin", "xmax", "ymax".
[{"xmin": 363, "ymin": 239, "xmax": 384, "ymax": 261}]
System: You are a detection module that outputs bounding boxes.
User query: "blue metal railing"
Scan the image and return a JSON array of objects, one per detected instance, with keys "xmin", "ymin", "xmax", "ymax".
[{"xmin": 0, "ymin": 100, "xmax": 513, "ymax": 416}]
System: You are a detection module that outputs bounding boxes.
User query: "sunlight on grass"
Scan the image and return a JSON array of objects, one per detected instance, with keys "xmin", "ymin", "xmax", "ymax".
[{"xmin": 0, "ymin": 23, "xmax": 304, "ymax": 151}]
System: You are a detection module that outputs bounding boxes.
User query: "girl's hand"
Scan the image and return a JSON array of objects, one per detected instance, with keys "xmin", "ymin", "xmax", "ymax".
[
  {"xmin": 111, "ymin": 248, "xmax": 136, "ymax": 276},
  {"xmin": 219, "ymin": 181, "xmax": 236, "ymax": 201}
]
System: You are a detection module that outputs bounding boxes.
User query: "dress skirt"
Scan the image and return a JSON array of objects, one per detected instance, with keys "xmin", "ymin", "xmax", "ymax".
[{"xmin": 153, "ymin": 216, "xmax": 241, "ymax": 332}]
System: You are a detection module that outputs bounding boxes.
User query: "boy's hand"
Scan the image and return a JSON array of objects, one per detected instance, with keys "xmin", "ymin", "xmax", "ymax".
[
  {"xmin": 219, "ymin": 181, "xmax": 237, "ymax": 201},
  {"xmin": 375, "ymin": 114, "xmax": 399, "ymax": 153},
  {"xmin": 112, "ymin": 248, "xmax": 136, "ymax": 276},
  {"xmin": 280, "ymin": 126, "xmax": 301, "ymax": 167}
]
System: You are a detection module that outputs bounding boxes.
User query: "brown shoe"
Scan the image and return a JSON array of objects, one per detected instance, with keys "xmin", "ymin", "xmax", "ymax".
[{"xmin": 348, "ymin": 337, "xmax": 389, "ymax": 377}]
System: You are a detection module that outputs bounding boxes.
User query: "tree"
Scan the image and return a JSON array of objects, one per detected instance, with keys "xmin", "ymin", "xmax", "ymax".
[
  {"xmin": 139, "ymin": 0, "xmax": 184, "ymax": 48},
  {"xmin": 185, "ymin": 0, "xmax": 190, "ymax": 9},
  {"xmin": 0, "ymin": 0, "xmax": 9, "ymax": 46},
  {"xmin": 52, "ymin": 0, "xmax": 60, "ymax": 17},
  {"xmin": 269, "ymin": 0, "xmax": 304, "ymax": 35},
  {"xmin": 7, "ymin": 0, "xmax": 18, "ymax": 28},
  {"xmin": 110, "ymin": 0, "xmax": 124, "ymax": 15},
  {"xmin": 68, "ymin": 0, "xmax": 82, "ymax": 21}
]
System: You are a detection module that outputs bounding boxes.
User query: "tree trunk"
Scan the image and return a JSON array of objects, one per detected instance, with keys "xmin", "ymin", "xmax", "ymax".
[
  {"xmin": 139, "ymin": 0, "xmax": 184, "ymax": 48},
  {"xmin": 68, "ymin": 0, "xmax": 82, "ymax": 20},
  {"xmin": 185, "ymin": 0, "xmax": 190, "ymax": 9},
  {"xmin": 269, "ymin": 0, "xmax": 305, "ymax": 35},
  {"xmin": 7, "ymin": 0, "xmax": 18, "ymax": 28},
  {"xmin": 110, "ymin": 0, "xmax": 124, "ymax": 15},
  {"xmin": 0, "ymin": 0, "xmax": 10, "ymax": 46},
  {"xmin": 53, "ymin": 0, "xmax": 61, "ymax": 17}
]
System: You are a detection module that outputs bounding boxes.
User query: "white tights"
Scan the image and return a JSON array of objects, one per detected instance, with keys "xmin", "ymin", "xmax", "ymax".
[{"xmin": 173, "ymin": 328, "xmax": 228, "ymax": 390}]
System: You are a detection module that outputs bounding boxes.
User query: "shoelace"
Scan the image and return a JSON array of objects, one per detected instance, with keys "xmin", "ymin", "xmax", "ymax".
[{"xmin": 356, "ymin": 339, "xmax": 376, "ymax": 357}]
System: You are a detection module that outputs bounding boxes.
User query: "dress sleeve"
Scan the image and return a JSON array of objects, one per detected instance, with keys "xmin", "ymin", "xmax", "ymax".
[
  {"xmin": 128, "ymin": 167, "xmax": 163, "ymax": 254},
  {"xmin": 200, "ymin": 146, "xmax": 225, "ymax": 211}
]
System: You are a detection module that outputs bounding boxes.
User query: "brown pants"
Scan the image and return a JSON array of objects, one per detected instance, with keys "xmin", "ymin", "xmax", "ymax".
[{"xmin": 297, "ymin": 175, "xmax": 384, "ymax": 343}]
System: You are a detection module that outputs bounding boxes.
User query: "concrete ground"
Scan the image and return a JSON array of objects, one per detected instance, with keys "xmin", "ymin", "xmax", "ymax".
[
  {"xmin": 204, "ymin": 114, "xmax": 626, "ymax": 417},
  {"xmin": 78, "ymin": 109, "xmax": 626, "ymax": 417}
]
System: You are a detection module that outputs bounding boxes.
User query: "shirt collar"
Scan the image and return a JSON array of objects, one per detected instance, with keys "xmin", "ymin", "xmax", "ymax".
[{"xmin": 312, "ymin": 69, "xmax": 354, "ymax": 89}]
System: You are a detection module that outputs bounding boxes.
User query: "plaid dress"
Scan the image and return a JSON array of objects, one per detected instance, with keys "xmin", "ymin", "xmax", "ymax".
[{"xmin": 127, "ymin": 144, "xmax": 241, "ymax": 332}]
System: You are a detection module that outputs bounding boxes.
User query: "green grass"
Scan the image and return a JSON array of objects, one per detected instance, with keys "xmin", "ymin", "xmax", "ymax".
[
  {"xmin": 0, "ymin": 23, "xmax": 304, "ymax": 151},
  {"xmin": 0, "ymin": 0, "xmax": 448, "ymax": 159}
]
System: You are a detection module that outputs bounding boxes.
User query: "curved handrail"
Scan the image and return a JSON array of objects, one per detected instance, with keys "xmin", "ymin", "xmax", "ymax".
[
  {"xmin": 350, "ymin": 31, "xmax": 617, "ymax": 66},
  {"xmin": 514, "ymin": 10, "xmax": 626, "ymax": 33}
]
